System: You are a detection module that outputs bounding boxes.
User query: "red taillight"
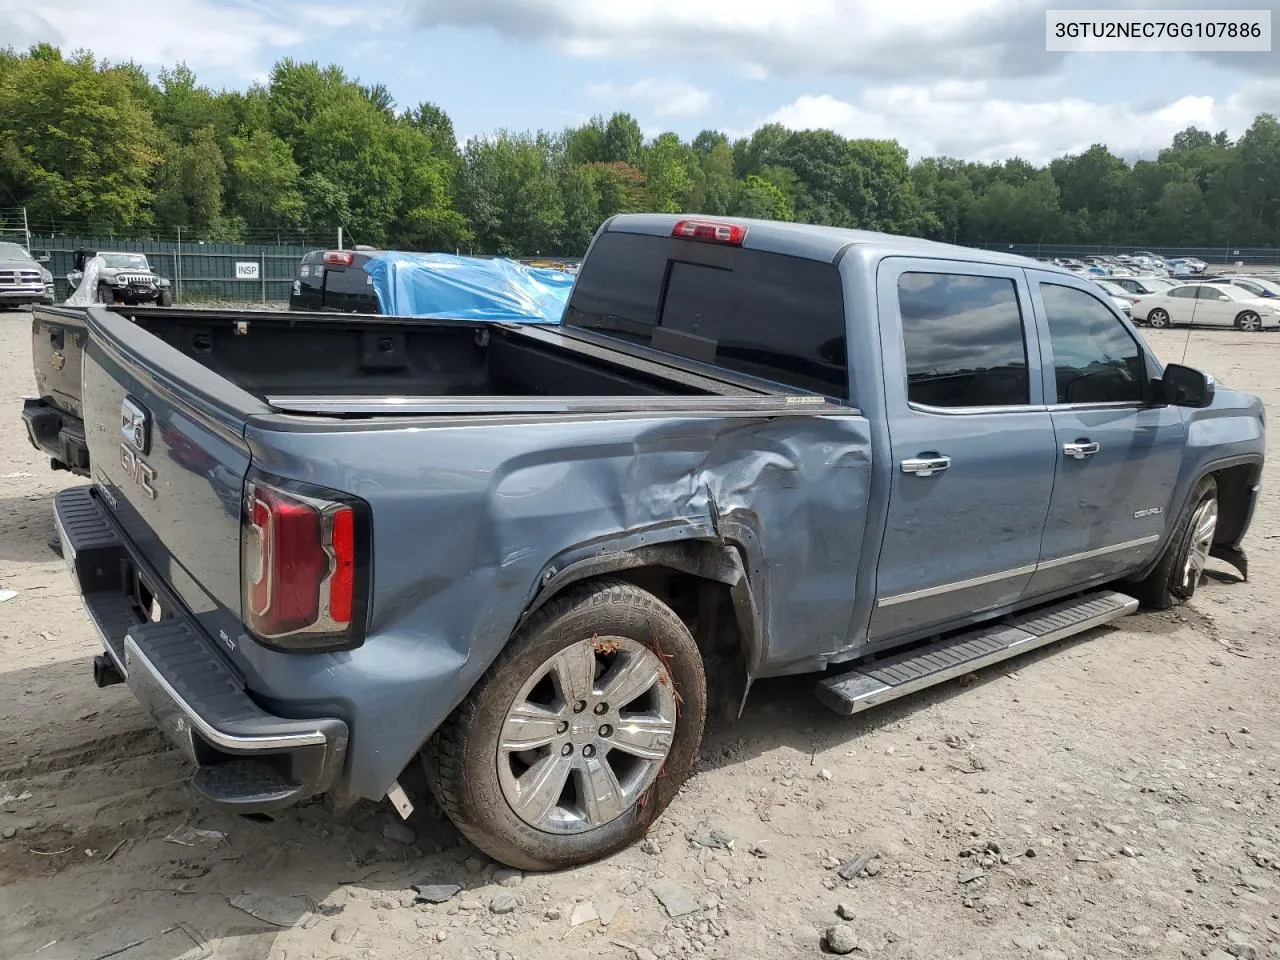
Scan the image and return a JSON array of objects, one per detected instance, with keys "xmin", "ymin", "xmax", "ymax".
[
  {"xmin": 241, "ymin": 474, "xmax": 367, "ymax": 651},
  {"xmin": 323, "ymin": 250, "xmax": 354, "ymax": 266},
  {"xmin": 329, "ymin": 507, "xmax": 355, "ymax": 624},
  {"xmin": 671, "ymin": 219, "xmax": 746, "ymax": 245}
]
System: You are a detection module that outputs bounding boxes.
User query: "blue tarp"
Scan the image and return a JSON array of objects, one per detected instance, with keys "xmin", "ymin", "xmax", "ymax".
[{"xmin": 363, "ymin": 253, "xmax": 574, "ymax": 323}]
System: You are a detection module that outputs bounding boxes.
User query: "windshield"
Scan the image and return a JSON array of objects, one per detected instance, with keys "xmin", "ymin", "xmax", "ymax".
[
  {"xmin": 101, "ymin": 253, "xmax": 150, "ymax": 270},
  {"xmin": 0, "ymin": 242, "xmax": 33, "ymax": 261}
]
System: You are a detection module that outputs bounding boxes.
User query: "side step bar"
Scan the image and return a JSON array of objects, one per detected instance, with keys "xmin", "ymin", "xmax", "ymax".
[{"xmin": 816, "ymin": 590, "xmax": 1138, "ymax": 716}]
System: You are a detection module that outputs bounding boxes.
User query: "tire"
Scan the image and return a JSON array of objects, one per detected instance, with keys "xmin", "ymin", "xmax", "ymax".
[
  {"xmin": 158, "ymin": 288, "xmax": 173, "ymax": 307},
  {"xmin": 1129, "ymin": 476, "xmax": 1218, "ymax": 610},
  {"xmin": 1235, "ymin": 311, "xmax": 1262, "ymax": 332},
  {"xmin": 424, "ymin": 578, "xmax": 707, "ymax": 871},
  {"xmin": 1147, "ymin": 308, "xmax": 1171, "ymax": 329}
]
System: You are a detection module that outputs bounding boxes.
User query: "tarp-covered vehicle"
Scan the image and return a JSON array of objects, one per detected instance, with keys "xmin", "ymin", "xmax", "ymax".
[{"xmin": 289, "ymin": 249, "xmax": 574, "ymax": 322}]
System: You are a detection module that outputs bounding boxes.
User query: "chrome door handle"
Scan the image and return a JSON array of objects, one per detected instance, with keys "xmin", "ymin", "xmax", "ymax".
[
  {"xmin": 1063, "ymin": 440, "xmax": 1100, "ymax": 460},
  {"xmin": 901, "ymin": 455, "xmax": 951, "ymax": 477}
]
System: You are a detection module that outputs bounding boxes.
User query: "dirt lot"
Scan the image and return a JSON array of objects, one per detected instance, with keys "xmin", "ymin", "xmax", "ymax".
[{"xmin": 1, "ymin": 312, "xmax": 1278, "ymax": 960}]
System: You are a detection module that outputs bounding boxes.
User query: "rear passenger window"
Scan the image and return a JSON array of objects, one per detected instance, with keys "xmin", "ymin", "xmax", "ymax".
[
  {"xmin": 565, "ymin": 231, "xmax": 848, "ymax": 397},
  {"xmin": 1040, "ymin": 284, "xmax": 1145, "ymax": 405},
  {"xmin": 897, "ymin": 273, "xmax": 1029, "ymax": 408}
]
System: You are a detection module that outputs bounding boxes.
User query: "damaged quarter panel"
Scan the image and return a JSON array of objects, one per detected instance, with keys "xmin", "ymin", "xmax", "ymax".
[{"xmin": 241, "ymin": 409, "xmax": 872, "ymax": 801}]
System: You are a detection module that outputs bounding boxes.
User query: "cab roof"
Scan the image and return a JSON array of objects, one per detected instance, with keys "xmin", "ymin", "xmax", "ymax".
[{"xmin": 605, "ymin": 213, "xmax": 1075, "ymax": 276}]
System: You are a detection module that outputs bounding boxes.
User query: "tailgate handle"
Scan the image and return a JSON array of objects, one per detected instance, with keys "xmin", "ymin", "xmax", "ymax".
[{"xmin": 49, "ymin": 327, "xmax": 64, "ymax": 349}]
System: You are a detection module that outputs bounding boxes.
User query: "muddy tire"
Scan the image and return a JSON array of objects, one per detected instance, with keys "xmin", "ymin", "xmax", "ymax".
[
  {"xmin": 423, "ymin": 578, "xmax": 706, "ymax": 871},
  {"xmin": 1129, "ymin": 476, "xmax": 1218, "ymax": 610}
]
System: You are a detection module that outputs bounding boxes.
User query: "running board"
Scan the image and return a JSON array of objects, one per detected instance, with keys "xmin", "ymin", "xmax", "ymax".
[{"xmin": 816, "ymin": 590, "xmax": 1139, "ymax": 716}]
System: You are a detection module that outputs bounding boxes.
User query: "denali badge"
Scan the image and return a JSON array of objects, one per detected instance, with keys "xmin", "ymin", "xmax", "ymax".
[
  {"xmin": 121, "ymin": 397, "xmax": 150, "ymax": 454},
  {"xmin": 120, "ymin": 445, "xmax": 157, "ymax": 500},
  {"xmin": 1133, "ymin": 506, "xmax": 1162, "ymax": 519}
]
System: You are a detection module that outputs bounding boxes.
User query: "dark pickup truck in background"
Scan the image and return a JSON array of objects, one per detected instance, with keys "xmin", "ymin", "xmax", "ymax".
[
  {"xmin": 53, "ymin": 214, "xmax": 1263, "ymax": 871},
  {"xmin": 288, "ymin": 247, "xmax": 381, "ymax": 312}
]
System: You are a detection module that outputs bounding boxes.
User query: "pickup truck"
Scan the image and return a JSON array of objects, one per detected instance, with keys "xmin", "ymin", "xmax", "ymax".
[{"xmin": 55, "ymin": 214, "xmax": 1264, "ymax": 871}]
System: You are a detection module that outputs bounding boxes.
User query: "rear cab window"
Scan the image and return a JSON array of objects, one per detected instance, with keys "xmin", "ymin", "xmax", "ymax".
[{"xmin": 564, "ymin": 230, "xmax": 848, "ymax": 398}]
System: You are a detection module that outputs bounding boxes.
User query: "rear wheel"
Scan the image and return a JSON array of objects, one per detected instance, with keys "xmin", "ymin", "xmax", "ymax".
[
  {"xmin": 1129, "ymin": 476, "xmax": 1217, "ymax": 610},
  {"xmin": 424, "ymin": 578, "xmax": 706, "ymax": 870},
  {"xmin": 1235, "ymin": 311, "xmax": 1262, "ymax": 332},
  {"xmin": 1147, "ymin": 308, "xmax": 1171, "ymax": 328}
]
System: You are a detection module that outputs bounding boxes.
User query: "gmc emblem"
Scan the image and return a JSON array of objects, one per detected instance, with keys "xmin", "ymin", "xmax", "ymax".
[{"xmin": 120, "ymin": 444, "xmax": 157, "ymax": 500}]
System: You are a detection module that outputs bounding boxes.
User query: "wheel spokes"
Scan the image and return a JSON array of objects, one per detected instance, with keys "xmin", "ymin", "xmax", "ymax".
[
  {"xmin": 500, "ymin": 702, "xmax": 564, "ymax": 752},
  {"xmin": 577, "ymin": 755, "xmax": 625, "ymax": 825},
  {"xmin": 510, "ymin": 751, "xmax": 574, "ymax": 824},
  {"xmin": 609, "ymin": 713, "xmax": 677, "ymax": 761},
  {"xmin": 551, "ymin": 641, "xmax": 598, "ymax": 704},
  {"xmin": 598, "ymin": 650, "xmax": 662, "ymax": 709}
]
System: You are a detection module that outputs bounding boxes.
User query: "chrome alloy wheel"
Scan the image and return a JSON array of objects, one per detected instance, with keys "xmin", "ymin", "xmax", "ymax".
[
  {"xmin": 497, "ymin": 637, "xmax": 678, "ymax": 834},
  {"xmin": 1180, "ymin": 497, "xmax": 1218, "ymax": 592}
]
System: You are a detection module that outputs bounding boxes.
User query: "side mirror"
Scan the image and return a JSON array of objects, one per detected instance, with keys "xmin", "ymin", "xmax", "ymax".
[
  {"xmin": 1161, "ymin": 363, "xmax": 1215, "ymax": 408},
  {"xmin": 36, "ymin": 252, "xmax": 51, "ymax": 263}
]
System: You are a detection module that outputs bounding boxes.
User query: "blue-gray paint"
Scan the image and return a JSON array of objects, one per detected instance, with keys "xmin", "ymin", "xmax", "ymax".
[{"xmin": 75, "ymin": 214, "xmax": 1267, "ymax": 805}]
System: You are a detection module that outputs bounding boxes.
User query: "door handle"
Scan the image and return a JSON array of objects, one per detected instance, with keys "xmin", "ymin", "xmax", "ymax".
[
  {"xmin": 1063, "ymin": 440, "xmax": 1100, "ymax": 460},
  {"xmin": 901, "ymin": 455, "xmax": 951, "ymax": 477}
]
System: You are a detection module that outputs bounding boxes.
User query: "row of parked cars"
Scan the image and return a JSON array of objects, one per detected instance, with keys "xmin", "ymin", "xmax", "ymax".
[
  {"xmin": 1039, "ymin": 252, "xmax": 1208, "ymax": 280},
  {"xmin": 1091, "ymin": 273, "xmax": 1280, "ymax": 331}
]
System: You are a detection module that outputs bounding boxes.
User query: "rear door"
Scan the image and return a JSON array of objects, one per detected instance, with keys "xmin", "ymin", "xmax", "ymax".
[
  {"xmin": 1192, "ymin": 285, "xmax": 1238, "ymax": 326},
  {"xmin": 869, "ymin": 260, "xmax": 1056, "ymax": 643},
  {"xmin": 1024, "ymin": 274, "xmax": 1184, "ymax": 597}
]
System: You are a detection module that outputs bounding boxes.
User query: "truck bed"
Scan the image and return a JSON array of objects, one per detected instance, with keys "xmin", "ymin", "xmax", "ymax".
[{"xmin": 101, "ymin": 306, "xmax": 812, "ymax": 415}]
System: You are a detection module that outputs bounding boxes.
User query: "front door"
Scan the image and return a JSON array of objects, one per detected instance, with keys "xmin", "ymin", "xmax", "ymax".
[
  {"xmin": 1025, "ymin": 276, "xmax": 1186, "ymax": 597},
  {"xmin": 869, "ymin": 260, "xmax": 1057, "ymax": 643}
]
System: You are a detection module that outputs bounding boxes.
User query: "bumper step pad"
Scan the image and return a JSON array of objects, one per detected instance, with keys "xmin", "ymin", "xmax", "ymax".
[{"xmin": 816, "ymin": 590, "xmax": 1139, "ymax": 716}]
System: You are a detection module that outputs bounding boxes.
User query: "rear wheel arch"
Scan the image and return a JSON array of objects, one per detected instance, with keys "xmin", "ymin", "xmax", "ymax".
[{"xmin": 523, "ymin": 539, "xmax": 762, "ymax": 688}]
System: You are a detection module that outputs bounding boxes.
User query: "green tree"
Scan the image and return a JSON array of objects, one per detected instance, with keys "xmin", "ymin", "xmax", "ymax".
[
  {"xmin": 227, "ymin": 129, "xmax": 305, "ymax": 228},
  {"xmin": 642, "ymin": 132, "xmax": 691, "ymax": 213},
  {"xmin": 966, "ymin": 172, "xmax": 1065, "ymax": 242},
  {"xmin": 460, "ymin": 131, "xmax": 565, "ymax": 254},
  {"xmin": 0, "ymin": 48, "xmax": 160, "ymax": 231},
  {"xmin": 153, "ymin": 125, "xmax": 227, "ymax": 233},
  {"xmin": 602, "ymin": 112, "xmax": 643, "ymax": 164},
  {"xmin": 733, "ymin": 175, "xmax": 793, "ymax": 220}
]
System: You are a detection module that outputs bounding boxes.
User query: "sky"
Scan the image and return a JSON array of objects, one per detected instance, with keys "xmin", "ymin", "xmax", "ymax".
[{"xmin": 2, "ymin": 0, "xmax": 1279, "ymax": 165}]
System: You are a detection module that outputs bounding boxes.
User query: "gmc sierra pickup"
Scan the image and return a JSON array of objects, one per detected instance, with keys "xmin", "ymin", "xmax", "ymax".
[{"xmin": 54, "ymin": 214, "xmax": 1264, "ymax": 871}]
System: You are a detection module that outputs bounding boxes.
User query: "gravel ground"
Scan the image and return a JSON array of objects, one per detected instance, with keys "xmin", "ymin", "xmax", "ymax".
[{"xmin": 0, "ymin": 312, "xmax": 1278, "ymax": 960}]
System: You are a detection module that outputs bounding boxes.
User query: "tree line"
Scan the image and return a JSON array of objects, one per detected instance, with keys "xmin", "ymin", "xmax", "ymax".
[{"xmin": 2, "ymin": 44, "xmax": 1279, "ymax": 254}]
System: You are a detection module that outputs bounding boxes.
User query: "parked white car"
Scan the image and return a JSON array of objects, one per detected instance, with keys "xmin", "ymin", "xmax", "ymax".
[
  {"xmin": 1206, "ymin": 275, "xmax": 1280, "ymax": 300},
  {"xmin": 1108, "ymin": 276, "xmax": 1179, "ymax": 297},
  {"xmin": 1091, "ymin": 279, "xmax": 1138, "ymax": 318},
  {"xmin": 1132, "ymin": 282, "xmax": 1280, "ymax": 331}
]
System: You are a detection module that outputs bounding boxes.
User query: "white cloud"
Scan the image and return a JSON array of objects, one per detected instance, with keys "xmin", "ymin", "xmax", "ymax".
[
  {"xmin": 586, "ymin": 78, "xmax": 714, "ymax": 118},
  {"xmin": 408, "ymin": 0, "xmax": 1058, "ymax": 80},
  {"xmin": 765, "ymin": 81, "xmax": 1271, "ymax": 164},
  {"xmin": 0, "ymin": 0, "xmax": 311, "ymax": 75}
]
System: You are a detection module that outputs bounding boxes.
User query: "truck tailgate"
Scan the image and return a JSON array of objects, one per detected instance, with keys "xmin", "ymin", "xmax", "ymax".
[
  {"xmin": 81, "ymin": 306, "xmax": 268, "ymax": 661},
  {"xmin": 32, "ymin": 306, "xmax": 87, "ymax": 420}
]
